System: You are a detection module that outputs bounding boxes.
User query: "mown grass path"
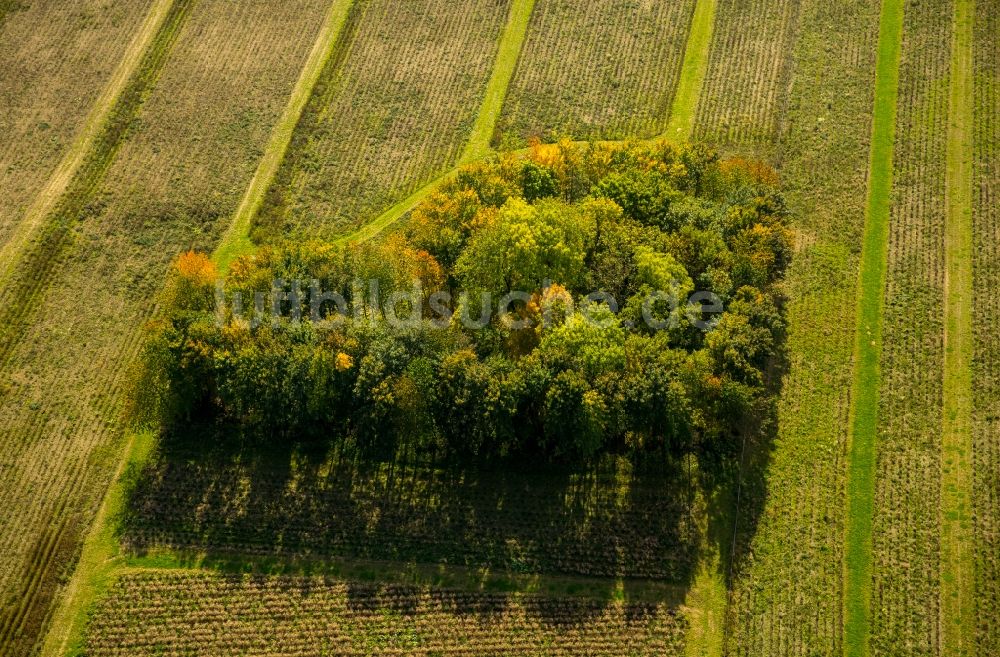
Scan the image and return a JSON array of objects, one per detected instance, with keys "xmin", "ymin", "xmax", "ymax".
[
  {"xmin": 941, "ymin": 0, "xmax": 975, "ymax": 653},
  {"xmin": 0, "ymin": 0, "xmax": 175, "ymax": 290},
  {"xmin": 214, "ymin": 0, "xmax": 355, "ymax": 272},
  {"xmin": 664, "ymin": 0, "xmax": 716, "ymax": 140},
  {"xmin": 844, "ymin": 0, "xmax": 904, "ymax": 655}
]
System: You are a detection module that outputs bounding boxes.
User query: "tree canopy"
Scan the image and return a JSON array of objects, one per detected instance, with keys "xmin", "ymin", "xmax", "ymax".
[{"xmin": 136, "ymin": 140, "xmax": 792, "ymax": 463}]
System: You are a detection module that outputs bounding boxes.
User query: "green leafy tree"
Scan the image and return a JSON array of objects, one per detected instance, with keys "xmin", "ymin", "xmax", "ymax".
[{"xmin": 455, "ymin": 198, "xmax": 592, "ymax": 298}]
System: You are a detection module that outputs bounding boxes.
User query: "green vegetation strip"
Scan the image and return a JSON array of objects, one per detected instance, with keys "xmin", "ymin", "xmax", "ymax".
[
  {"xmin": 844, "ymin": 0, "xmax": 904, "ymax": 655},
  {"xmin": 663, "ymin": 0, "xmax": 717, "ymax": 140},
  {"xmin": 941, "ymin": 0, "xmax": 975, "ymax": 653},
  {"xmin": 39, "ymin": 433, "xmax": 156, "ymax": 657},
  {"xmin": 214, "ymin": 0, "xmax": 355, "ymax": 273},
  {"xmin": 0, "ymin": 0, "xmax": 176, "ymax": 290},
  {"xmin": 460, "ymin": 0, "xmax": 536, "ymax": 163}
]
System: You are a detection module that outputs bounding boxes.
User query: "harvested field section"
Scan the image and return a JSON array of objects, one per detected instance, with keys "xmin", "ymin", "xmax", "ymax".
[
  {"xmin": 692, "ymin": 0, "xmax": 799, "ymax": 152},
  {"xmin": 0, "ymin": 0, "xmax": 154, "ymax": 250},
  {"xmin": 254, "ymin": 0, "xmax": 510, "ymax": 242},
  {"xmin": 495, "ymin": 0, "xmax": 696, "ymax": 145},
  {"xmin": 123, "ymin": 449, "xmax": 699, "ymax": 581},
  {"xmin": 724, "ymin": 0, "xmax": 879, "ymax": 655},
  {"xmin": 972, "ymin": 0, "xmax": 1000, "ymax": 652},
  {"xmin": 869, "ymin": 0, "xmax": 953, "ymax": 652},
  {"xmin": 83, "ymin": 571, "xmax": 687, "ymax": 657},
  {"xmin": 0, "ymin": 2, "xmax": 329, "ymax": 654}
]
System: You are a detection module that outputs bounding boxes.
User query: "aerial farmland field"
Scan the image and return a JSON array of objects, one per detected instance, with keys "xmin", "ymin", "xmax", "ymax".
[
  {"xmin": 0, "ymin": 0, "xmax": 331, "ymax": 652},
  {"xmin": 692, "ymin": 0, "xmax": 799, "ymax": 153},
  {"xmin": 252, "ymin": 0, "xmax": 512, "ymax": 243},
  {"xmin": 0, "ymin": 0, "xmax": 995, "ymax": 656},
  {"xmin": 869, "ymin": 0, "xmax": 952, "ymax": 650},
  {"xmin": 495, "ymin": 0, "xmax": 697, "ymax": 145},
  {"xmin": 0, "ymin": 0, "xmax": 155, "ymax": 255},
  {"xmin": 973, "ymin": 0, "xmax": 999, "ymax": 652}
]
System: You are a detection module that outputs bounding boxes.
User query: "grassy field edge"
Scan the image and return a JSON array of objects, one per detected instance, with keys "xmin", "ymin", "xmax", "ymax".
[
  {"xmin": 843, "ymin": 0, "xmax": 904, "ymax": 655},
  {"xmin": 0, "ymin": 0, "xmax": 175, "ymax": 290},
  {"xmin": 663, "ymin": 0, "xmax": 717, "ymax": 141},
  {"xmin": 941, "ymin": 0, "xmax": 976, "ymax": 653},
  {"xmin": 213, "ymin": 0, "xmax": 355, "ymax": 273}
]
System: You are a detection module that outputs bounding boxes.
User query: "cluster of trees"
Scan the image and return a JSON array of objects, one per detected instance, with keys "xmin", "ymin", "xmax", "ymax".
[{"xmin": 136, "ymin": 141, "xmax": 792, "ymax": 462}]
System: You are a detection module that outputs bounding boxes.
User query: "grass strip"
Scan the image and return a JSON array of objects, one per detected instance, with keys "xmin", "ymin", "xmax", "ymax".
[
  {"xmin": 38, "ymin": 433, "xmax": 157, "ymax": 657},
  {"xmin": 214, "ymin": 0, "xmax": 355, "ymax": 273},
  {"xmin": 662, "ymin": 0, "xmax": 717, "ymax": 140},
  {"xmin": 941, "ymin": 0, "xmax": 975, "ymax": 653},
  {"xmin": 0, "ymin": 0, "xmax": 176, "ymax": 290},
  {"xmin": 459, "ymin": 0, "xmax": 536, "ymax": 163},
  {"xmin": 843, "ymin": 0, "xmax": 904, "ymax": 655}
]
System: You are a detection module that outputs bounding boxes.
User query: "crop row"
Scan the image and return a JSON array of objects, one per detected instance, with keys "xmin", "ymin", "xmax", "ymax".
[
  {"xmin": 973, "ymin": 0, "xmax": 1000, "ymax": 652},
  {"xmin": 495, "ymin": 0, "xmax": 696, "ymax": 147},
  {"xmin": 692, "ymin": 0, "xmax": 800, "ymax": 154},
  {"xmin": 722, "ymin": 0, "xmax": 880, "ymax": 654},
  {"xmin": 83, "ymin": 571, "xmax": 686, "ymax": 656},
  {"xmin": 123, "ymin": 454, "xmax": 699, "ymax": 581},
  {"xmin": 0, "ymin": 1, "xmax": 330, "ymax": 653},
  {"xmin": 253, "ymin": 0, "xmax": 510, "ymax": 243}
]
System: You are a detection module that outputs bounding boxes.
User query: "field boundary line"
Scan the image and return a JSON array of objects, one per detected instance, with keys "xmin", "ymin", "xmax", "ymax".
[
  {"xmin": 459, "ymin": 0, "xmax": 536, "ymax": 163},
  {"xmin": 843, "ymin": 0, "xmax": 904, "ymax": 655},
  {"xmin": 214, "ymin": 0, "xmax": 355, "ymax": 272},
  {"xmin": 662, "ymin": 0, "xmax": 717, "ymax": 140},
  {"xmin": 0, "ymin": 0, "xmax": 175, "ymax": 289},
  {"xmin": 37, "ymin": 433, "xmax": 156, "ymax": 657},
  {"xmin": 941, "ymin": 0, "xmax": 975, "ymax": 653}
]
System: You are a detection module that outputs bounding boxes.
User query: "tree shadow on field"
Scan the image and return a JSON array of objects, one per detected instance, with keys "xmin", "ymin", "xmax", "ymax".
[
  {"xmin": 203, "ymin": 576, "xmax": 682, "ymax": 643},
  {"xmin": 120, "ymin": 423, "xmax": 707, "ymax": 609},
  {"xmin": 694, "ymin": 345, "xmax": 788, "ymax": 603}
]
